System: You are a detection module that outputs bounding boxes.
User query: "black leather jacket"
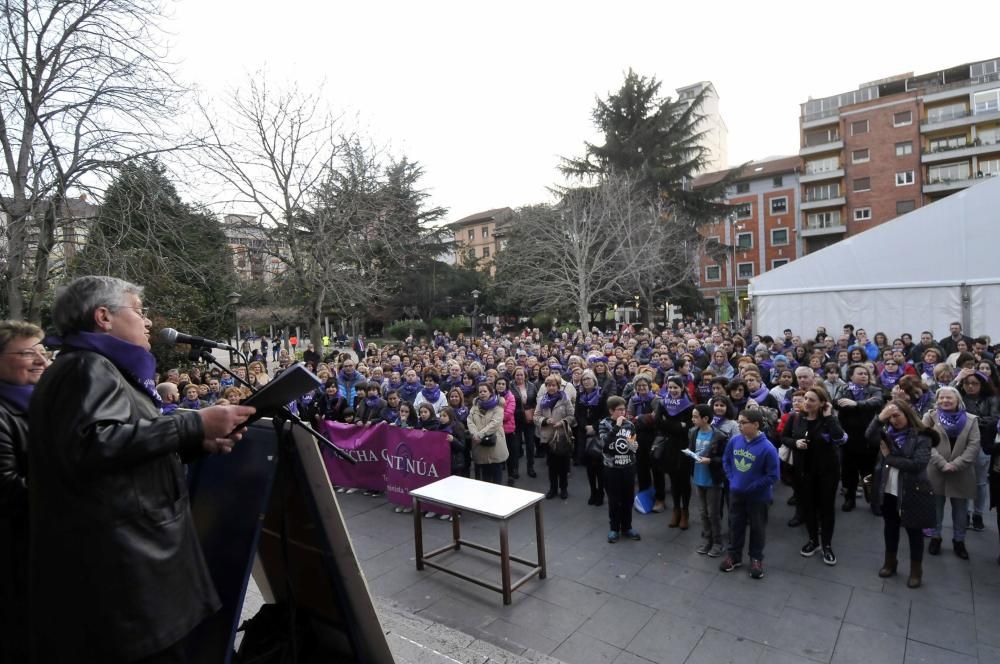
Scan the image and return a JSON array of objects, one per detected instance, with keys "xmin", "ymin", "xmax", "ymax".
[
  {"xmin": 28, "ymin": 349, "xmax": 218, "ymax": 662},
  {"xmin": 0, "ymin": 396, "xmax": 30, "ymax": 661}
]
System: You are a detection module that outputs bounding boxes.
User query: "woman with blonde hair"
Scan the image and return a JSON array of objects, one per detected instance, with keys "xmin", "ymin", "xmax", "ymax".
[{"xmin": 248, "ymin": 360, "xmax": 270, "ymax": 386}]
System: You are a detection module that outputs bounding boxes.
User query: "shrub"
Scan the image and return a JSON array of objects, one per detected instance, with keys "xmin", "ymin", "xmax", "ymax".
[{"xmin": 386, "ymin": 319, "xmax": 428, "ymax": 340}]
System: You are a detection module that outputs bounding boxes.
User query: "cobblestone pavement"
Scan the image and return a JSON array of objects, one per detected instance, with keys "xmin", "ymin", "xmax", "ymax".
[{"xmin": 332, "ymin": 467, "xmax": 1000, "ymax": 664}]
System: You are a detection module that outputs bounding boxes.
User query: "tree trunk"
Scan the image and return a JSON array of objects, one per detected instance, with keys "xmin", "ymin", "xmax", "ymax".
[
  {"xmin": 577, "ymin": 301, "xmax": 590, "ymax": 334},
  {"xmin": 26, "ymin": 194, "xmax": 62, "ymax": 323},
  {"xmin": 4, "ymin": 204, "xmax": 29, "ymax": 320}
]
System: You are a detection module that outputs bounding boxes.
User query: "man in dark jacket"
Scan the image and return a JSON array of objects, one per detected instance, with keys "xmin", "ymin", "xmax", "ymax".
[{"xmin": 28, "ymin": 276, "xmax": 254, "ymax": 663}]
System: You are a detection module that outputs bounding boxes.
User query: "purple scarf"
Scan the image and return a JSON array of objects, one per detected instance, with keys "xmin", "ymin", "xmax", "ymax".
[
  {"xmin": 460, "ymin": 383, "xmax": 476, "ymax": 396},
  {"xmin": 398, "ymin": 381, "xmax": 421, "ymax": 403},
  {"xmin": 662, "ymin": 393, "xmax": 693, "ymax": 417},
  {"xmin": 0, "ymin": 382, "xmax": 33, "ymax": 412},
  {"xmin": 630, "ymin": 391, "xmax": 654, "ymax": 414},
  {"xmin": 711, "ymin": 415, "xmax": 724, "ymax": 428},
  {"xmin": 455, "ymin": 405, "xmax": 469, "ymax": 423},
  {"xmin": 540, "ymin": 390, "xmax": 565, "ymax": 411},
  {"xmin": 750, "ymin": 384, "xmax": 770, "ymax": 404},
  {"xmin": 478, "ymin": 395, "xmax": 499, "ymax": 412},
  {"xmin": 63, "ymin": 331, "xmax": 160, "ymax": 404},
  {"xmin": 921, "ymin": 362, "xmax": 936, "ymax": 378},
  {"xmin": 879, "ymin": 368, "xmax": 904, "ymax": 389},
  {"xmin": 937, "ymin": 408, "xmax": 968, "ymax": 439},
  {"xmin": 161, "ymin": 402, "xmax": 178, "ymax": 415},
  {"xmin": 421, "ymin": 385, "xmax": 441, "ymax": 403},
  {"xmin": 365, "ymin": 396, "xmax": 381, "ymax": 410},
  {"xmin": 696, "ymin": 383, "xmax": 713, "ymax": 402},
  {"xmin": 847, "ymin": 382, "xmax": 867, "ymax": 400},
  {"xmin": 578, "ymin": 387, "xmax": 601, "ymax": 407},
  {"xmin": 178, "ymin": 397, "xmax": 202, "ymax": 410},
  {"xmin": 886, "ymin": 425, "xmax": 909, "ymax": 449}
]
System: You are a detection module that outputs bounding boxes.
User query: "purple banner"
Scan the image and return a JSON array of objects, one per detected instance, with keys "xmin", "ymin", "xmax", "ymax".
[{"xmin": 319, "ymin": 421, "xmax": 451, "ymax": 506}]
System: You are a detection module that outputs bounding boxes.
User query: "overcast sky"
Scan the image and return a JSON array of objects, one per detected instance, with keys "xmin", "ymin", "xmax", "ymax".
[{"xmin": 171, "ymin": 0, "xmax": 997, "ymax": 222}]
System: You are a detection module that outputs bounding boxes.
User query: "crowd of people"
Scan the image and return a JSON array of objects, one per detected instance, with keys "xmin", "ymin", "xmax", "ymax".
[
  {"xmin": 2, "ymin": 280, "xmax": 998, "ymax": 659},
  {"xmin": 158, "ymin": 319, "xmax": 998, "ymax": 587}
]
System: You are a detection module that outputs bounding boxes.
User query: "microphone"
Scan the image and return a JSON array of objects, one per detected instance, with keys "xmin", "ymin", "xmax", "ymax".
[{"xmin": 160, "ymin": 327, "xmax": 237, "ymax": 352}]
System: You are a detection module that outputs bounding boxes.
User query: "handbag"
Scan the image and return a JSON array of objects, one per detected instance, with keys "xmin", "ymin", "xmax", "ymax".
[
  {"xmin": 549, "ymin": 421, "xmax": 573, "ymax": 457},
  {"xmin": 480, "ymin": 433, "xmax": 497, "ymax": 447},
  {"xmin": 585, "ymin": 434, "xmax": 603, "ymax": 462},
  {"xmin": 651, "ymin": 436, "xmax": 668, "ymax": 464},
  {"xmin": 778, "ymin": 445, "xmax": 793, "ymax": 465},
  {"xmin": 861, "ymin": 474, "xmax": 873, "ymax": 504}
]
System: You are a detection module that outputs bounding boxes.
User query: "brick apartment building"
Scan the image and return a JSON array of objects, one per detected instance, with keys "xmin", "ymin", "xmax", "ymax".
[{"xmin": 692, "ymin": 157, "xmax": 801, "ymax": 323}]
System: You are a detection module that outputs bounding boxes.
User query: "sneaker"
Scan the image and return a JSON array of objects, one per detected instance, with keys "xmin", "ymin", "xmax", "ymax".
[
  {"xmin": 749, "ymin": 558, "xmax": 765, "ymax": 579},
  {"xmin": 608, "ymin": 530, "xmax": 620, "ymax": 543},
  {"xmin": 625, "ymin": 529, "xmax": 641, "ymax": 541},
  {"xmin": 972, "ymin": 514, "xmax": 986, "ymax": 532},
  {"xmin": 800, "ymin": 540, "xmax": 820, "ymax": 557},
  {"xmin": 438, "ymin": 512, "xmax": 452, "ymax": 520},
  {"xmin": 822, "ymin": 546, "xmax": 837, "ymax": 566},
  {"xmin": 696, "ymin": 541, "xmax": 712, "ymax": 555},
  {"xmin": 399, "ymin": 506, "xmax": 413, "ymax": 514},
  {"xmin": 707, "ymin": 544, "xmax": 725, "ymax": 558},
  {"xmin": 719, "ymin": 555, "xmax": 742, "ymax": 572},
  {"xmin": 560, "ymin": 488, "xmax": 568, "ymax": 500},
  {"xmin": 394, "ymin": 505, "xmax": 404, "ymax": 513},
  {"xmin": 423, "ymin": 511, "xmax": 437, "ymax": 519}
]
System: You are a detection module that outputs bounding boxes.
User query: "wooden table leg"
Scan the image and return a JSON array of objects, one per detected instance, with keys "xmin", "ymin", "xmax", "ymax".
[
  {"xmin": 534, "ymin": 502, "xmax": 547, "ymax": 579},
  {"xmin": 413, "ymin": 497, "xmax": 424, "ymax": 570},
  {"xmin": 452, "ymin": 509, "xmax": 461, "ymax": 550},
  {"xmin": 500, "ymin": 520, "xmax": 512, "ymax": 605}
]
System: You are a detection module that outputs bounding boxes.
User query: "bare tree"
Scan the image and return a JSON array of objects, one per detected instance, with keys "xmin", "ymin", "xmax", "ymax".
[
  {"xmin": 0, "ymin": 0, "xmax": 185, "ymax": 320},
  {"xmin": 495, "ymin": 176, "xmax": 664, "ymax": 331}
]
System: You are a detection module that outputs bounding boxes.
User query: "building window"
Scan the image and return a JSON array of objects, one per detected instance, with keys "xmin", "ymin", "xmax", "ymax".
[
  {"xmin": 895, "ymin": 141, "xmax": 913, "ymax": 156},
  {"xmin": 979, "ymin": 158, "xmax": 1000, "ymax": 177},
  {"xmin": 466, "ymin": 248, "xmax": 476, "ymax": 262},
  {"xmin": 736, "ymin": 232, "xmax": 753, "ymax": 250},
  {"xmin": 973, "ymin": 89, "xmax": 1000, "ymax": 115},
  {"xmin": 481, "ymin": 226, "xmax": 489, "ymax": 238},
  {"xmin": 467, "ymin": 229, "xmax": 475, "ymax": 241},
  {"xmin": 853, "ymin": 177, "xmax": 871, "ymax": 192},
  {"xmin": 736, "ymin": 262, "xmax": 755, "ymax": 279},
  {"xmin": 851, "ymin": 120, "xmax": 869, "ymax": 135},
  {"xmin": 853, "ymin": 207, "xmax": 872, "ymax": 221},
  {"xmin": 705, "ymin": 265, "xmax": 721, "ymax": 281},
  {"xmin": 806, "ymin": 182, "xmax": 840, "ymax": 202},
  {"xmin": 895, "ymin": 170, "xmax": 915, "ymax": 186},
  {"xmin": 928, "ymin": 134, "xmax": 967, "ymax": 153},
  {"xmin": 805, "ymin": 156, "xmax": 840, "ymax": 174},
  {"xmin": 893, "ymin": 110, "xmax": 913, "ymax": 127},
  {"xmin": 771, "ymin": 259, "xmax": 789, "ymax": 270},
  {"xmin": 927, "ymin": 102, "xmax": 968, "ymax": 124},
  {"xmin": 770, "ymin": 228, "xmax": 789, "ymax": 246},
  {"xmin": 734, "ymin": 203, "xmax": 752, "ymax": 219},
  {"xmin": 896, "ymin": 200, "xmax": 916, "ymax": 215},
  {"xmin": 772, "ymin": 176, "xmax": 783, "ymax": 187},
  {"xmin": 928, "ymin": 162, "xmax": 971, "ymax": 184},
  {"xmin": 481, "ymin": 245, "xmax": 490, "ymax": 258},
  {"xmin": 770, "ymin": 197, "xmax": 787, "ymax": 214},
  {"xmin": 851, "ymin": 148, "xmax": 870, "ymax": 164},
  {"xmin": 806, "ymin": 210, "xmax": 841, "ymax": 229},
  {"xmin": 735, "ymin": 182, "xmax": 750, "ymax": 194}
]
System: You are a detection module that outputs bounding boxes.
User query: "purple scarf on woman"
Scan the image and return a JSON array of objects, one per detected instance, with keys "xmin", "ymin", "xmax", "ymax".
[
  {"xmin": 630, "ymin": 391, "xmax": 654, "ymax": 414},
  {"xmin": 886, "ymin": 425, "xmax": 909, "ymax": 449},
  {"xmin": 847, "ymin": 382, "xmax": 867, "ymax": 400},
  {"xmin": 540, "ymin": 390, "xmax": 565, "ymax": 411},
  {"xmin": 578, "ymin": 387, "xmax": 601, "ymax": 407},
  {"xmin": 662, "ymin": 393, "xmax": 693, "ymax": 417},
  {"xmin": 937, "ymin": 408, "xmax": 968, "ymax": 439},
  {"xmin": 0, "ymin": 382, "xmax": 33, "ymax": 412},
  {"xmin": 478, "ymin": 395, "xmax": 499, "ymax": 412},
  {"xmin": 879, "ymin": 368, "xmax": 904, "ymax": 389},
  {"xmin": 62, "ymin": 331, "xmax": 160, "ymax": 404},
  {"xmin": 750, "ymin": 384, "xmax": 770, "ymax": 404},
  {"xmin": 420, "ymin": 385, "xmax": 441, "ymax": 403}
]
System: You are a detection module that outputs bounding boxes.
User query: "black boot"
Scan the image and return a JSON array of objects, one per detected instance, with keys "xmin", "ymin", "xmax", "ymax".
[
  {"xmin": 842, "ymin": 496, "xmax": 856, "ymax": 512},
  {"xmin": 953, "ymin": 540, "xmax": 969, "ymax": 560}
]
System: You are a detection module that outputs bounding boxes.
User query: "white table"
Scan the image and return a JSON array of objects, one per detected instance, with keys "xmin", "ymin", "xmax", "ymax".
[{"xmin": 409, "ymin": 475, "xmax": 547, "ymax": 605}]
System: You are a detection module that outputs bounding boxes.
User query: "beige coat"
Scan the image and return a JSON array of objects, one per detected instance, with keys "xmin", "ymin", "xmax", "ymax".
[
  {"xmin": 467, "ymin": 401, "xmax": 509, "ymax": 465},
  {"xmin": 924, "ymin": 410, "xmax": 981, "ymax": 499},
  {"xmin": 534, "ymin": 393, "xmax": 576, "ymax": 444}
]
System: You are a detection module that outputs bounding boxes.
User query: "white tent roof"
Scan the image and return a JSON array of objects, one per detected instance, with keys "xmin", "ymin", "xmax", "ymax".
[{"xmin": 750, "ymin": 175, "xmax": 1000, "ymax": 297}]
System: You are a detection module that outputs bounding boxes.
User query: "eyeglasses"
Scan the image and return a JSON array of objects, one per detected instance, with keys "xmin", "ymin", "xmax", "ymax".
[
  {"xmin": 116, "ymin": 305, "xmax": 150, "ymax": 319},
  {"xmin": 4, "ymin": 345, "xmax": 46, "ymax": 360}
]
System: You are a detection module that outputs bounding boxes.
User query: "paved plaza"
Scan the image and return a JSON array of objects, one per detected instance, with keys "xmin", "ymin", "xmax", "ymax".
[{"xmin": 337, "ymin": 469, "xmax": 1000, "ymax": 664}]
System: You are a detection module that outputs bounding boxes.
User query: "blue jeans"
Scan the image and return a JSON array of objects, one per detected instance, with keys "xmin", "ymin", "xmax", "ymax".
[
  {"xmin": 933, "ymin": 495, "xmax": 968, "ymax": 541},
  {"xmin": 969, "ymin": 451, "xmax": 990, "ymax": 517},
  {"xmin": 728, "ymin": 493, "xmax": 769, "ymax": 561}
]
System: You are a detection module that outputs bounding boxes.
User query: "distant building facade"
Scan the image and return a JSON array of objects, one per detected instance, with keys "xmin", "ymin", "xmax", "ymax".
[
  {"xmin": 677, "ymin": 81, "xmax": 729, "ymax": 175},
  {"xmin": 447, "ymin": 207, "xmax": 513, "ymax": 274}
]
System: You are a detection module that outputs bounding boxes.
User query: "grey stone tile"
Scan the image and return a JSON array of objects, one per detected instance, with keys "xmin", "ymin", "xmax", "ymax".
[
  {"xmin": 685, "ymin": 628, "xmax": 764, "ymax": 664},
  {"xmin": 785, "ymin": 575, "xmax": 854, "ymax": 620},
  {"xmin": 550, "ymin": 631, "xmax": 622, "ymax": 664},
  {"xmin": 904, "ymin": 639, "xmax": 978, "ymax": 664},
  {"xmin": 755, "ymin": 647, "xmax": 824, "ymax": 664},
  {"xmin": 908, "ymin": 602, "xmax": 978, "ymax": 655},
  {"xmin": 769, "ymin": 607, "xmax": 842, "ymax": 662},
  {"xmin": 635, "ymin": 557, "xmax": 717, "ymax": 593},
  {"xmin": 576, "ymin": 557, "xmax": 645, "ymax": 593},
  {"xmin": 797, "ymin": 556, "xmax": 886, "ymax": 593},
  {"xmin": 882, "ymin": 571, "xmax": 974, "ymax": 614},
  {"xmin": 523, "ymin": 575, "xmax": 610, "ymax": 618},
  {"xmin": 390, "ymin": 575, "xmax": 453, "ymax": 613},
  {"xmin": 611, "ymin": 651, "xmax": 657, "ymax": 664},
  {"xmin": 832, "ymin": 623, "xmax": 906, "ymax": 664},
  {"xmin": 979, "ymin": 643, "xmax": 1000, "ymax": 664},
  {"xmin": 477, "ymin": 618, "xmax": 558, "ymax": 655},
  {"xmin": 577, "ymin": 595, "xmax": 656, "ymax": 649},
  {"xmin": 496, "ymin": 595, "xmax": 589, "ymax": 642},
  {"xmin": 622, "ymin": 609, "xmax": 704, "ymax": 663},
  {"xmin": 844, "ymin": 587, "xmax": 910, "ymax": 637},
  {"xmin": 419, "ymin": 594, "xmax": 499, "ymax": 634},
  {"xmin": 703, "ymin": 566, "xmax": 792, "ymax": 617}
]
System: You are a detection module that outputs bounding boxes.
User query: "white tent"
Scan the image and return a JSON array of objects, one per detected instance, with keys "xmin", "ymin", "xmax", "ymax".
[{"xmin": 749, "ymin": 176, "xmax": 1000, "ymax": 340}]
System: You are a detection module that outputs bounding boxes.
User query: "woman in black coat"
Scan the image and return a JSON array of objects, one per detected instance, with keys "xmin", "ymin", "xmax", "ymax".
[
  {"xmin": 576, "ymin": 370, "xmax": 607, "ymax": 506},
  {"xmin": 781, "ymin": 385, "xmax": 847, "ymax": 566},
  {"xmin": 866, "ymin": 399, "xmax": 937, "ymax": 588},
  {"xmin": 657, "ymin": 376, "xmax": 695, "ymax": 529},
  {"xmin": 0, "ymin": 321, "xmax": 47, "ymax": 663},
  {"xmin": 835, "ymin": 364, "xmax": 885, "ymax": 511}
]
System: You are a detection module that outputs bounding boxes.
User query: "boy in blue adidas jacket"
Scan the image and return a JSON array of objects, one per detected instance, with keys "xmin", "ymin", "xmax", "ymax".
[{"xmin": 719, "ymin": 407, "xmax": 780, "ymax": 579}]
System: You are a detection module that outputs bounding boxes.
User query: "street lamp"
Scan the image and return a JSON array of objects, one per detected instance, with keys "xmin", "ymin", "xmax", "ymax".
[
  {"xmin": 729, "ymin": 215, "xmax": 741, "ymax": 330},
  {"xmin": 470, "ymin": 289, "xmax": 481, "ymax": 337},
  {"xmin": 226, "ymin": 291, "xmax": 241, "ymax": 364}
]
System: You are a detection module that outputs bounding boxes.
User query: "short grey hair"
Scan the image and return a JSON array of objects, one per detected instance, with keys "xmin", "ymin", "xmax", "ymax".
[
  {"xmin": 52, "ymin": 276, "xmax": 143, "ymax": 336},
  {"xmin": 934, "ymin": 385, "xmax": 966, "ymax": 411},
  {"xmin": 0, "ymin": 320, "xmax": 44, "ymax": 352}
]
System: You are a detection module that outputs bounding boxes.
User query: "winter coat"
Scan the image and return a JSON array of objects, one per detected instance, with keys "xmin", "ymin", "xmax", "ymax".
[
  {"xmin": 779, "ymin": 413, "xmax": 847, "ymax": 478},
  {"xmin": 835, "ymin": 384, "xmax": 884, "ymax": 452},
  {"xmin": 687, "ymin": 426, "xmax": 727, "ymax": 485},
  {"xmin": 923, "ymin": 410, "xmax": 981, "ymax": 499},
  {"xmin": 865, "ymin": 418, "xmax": 936, "ymax": 529},
  {"xmin": 534, "ymin": 393, "xmax": 576, "ymax": 445},
  {"xmin": 467, "ymin": 401, "xmax": 509, "ymax": 465}
]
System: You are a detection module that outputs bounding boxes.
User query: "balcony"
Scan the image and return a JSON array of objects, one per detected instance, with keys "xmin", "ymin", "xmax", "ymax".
[
  {"xmin": 921, "ymin": 109, "xmax": 1000, "ymax": 132},
  {"xmin": 800, "ymin": 196, "xmax": 846, "ymax": 211},
  {"xmin": 922, "ymin": 177, "xmax": 976, "ymax": 194},
  {"xmin": 921, "ymin": 139, "xmax": 1000, "ymax": 163},
  {"xmin": 800, "ymin": 222, "xmax": 847, "ymax": 237},
  {"xmin": 801, "ymin": 109, "xmax": 840, "ymax": 129},
  {"xmin": 799, "ymin": 139, "xmax": 843, "ymax": 157},
  {"xmin": 800, "ymin": 168, "xmax": 844, "ymax": 184}
]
